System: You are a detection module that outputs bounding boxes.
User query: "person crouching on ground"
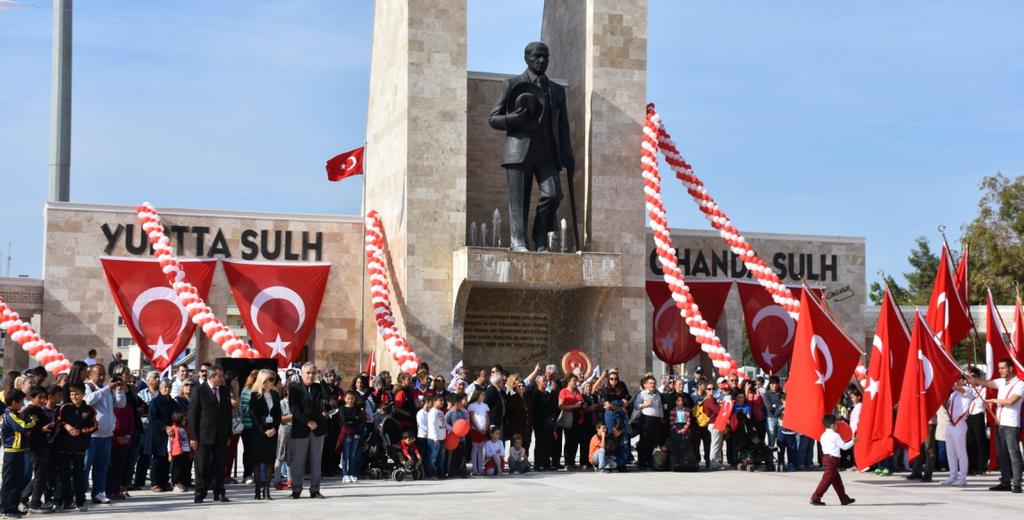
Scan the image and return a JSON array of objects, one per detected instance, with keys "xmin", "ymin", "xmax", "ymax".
[
  {"xmin": 810, "ymin": 414, "xmax": 855, "ymax": 506},
  {"xmin": 483, "ymin": 427, "xmax": 505, "ymax": 476},
  {"xmin": 589, "ymin": 423, "xmax": 614, "ymax": 472},
  {"xmin": 508, "ymin": 434, "xmax": 529, "ymax": 474}
]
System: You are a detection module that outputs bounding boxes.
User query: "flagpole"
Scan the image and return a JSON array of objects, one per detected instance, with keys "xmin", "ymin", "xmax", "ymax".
[
  {"xmin": 938, "ymin": 226, "xmax": 982, "ymax": 368},
  {"xmin": 358, "ymin": 142, "xmax": 367, "ymax": 373}
]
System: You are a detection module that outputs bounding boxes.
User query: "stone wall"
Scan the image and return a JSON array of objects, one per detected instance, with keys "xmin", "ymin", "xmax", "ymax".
[{"xmin": 39, "ymin": 202, "xmax": 364, "ymax": 370}]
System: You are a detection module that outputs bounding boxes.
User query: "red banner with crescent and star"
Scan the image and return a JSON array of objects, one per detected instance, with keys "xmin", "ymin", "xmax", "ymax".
[
  {"xmin": 222, "ymin": 260, "xmax": 331, "ymax": 368},
  {"xmin": 101, "ymin": 257, "xmax": 217, "ymax": 370},
  {"xmin": 645, "ymin": 280, "xmax": 733, "ymax": 366},
  {"xmin": 737, "ymin": 281, "xmax": 823, "ymax": 374}
]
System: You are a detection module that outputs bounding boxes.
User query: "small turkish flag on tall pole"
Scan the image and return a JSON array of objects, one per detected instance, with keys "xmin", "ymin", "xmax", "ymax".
[
  {"xmin": 926, "ymin": 243, "xmax": 972, "ymax": 354},
  {"xmin": 894, "ymin": 311, "xmax": 962, "ymax": 461},
  {"xmin": 326, "ymin": 146, "xmax": 365, "ymax": 182},
  {"xmin": 854, "ymin": 287, "xmax": 911, "ymax": 470},
  {"xmin": 781, "ymin": 288, "xmax": 863, "ymax": 439},
  {"xmin": 955, "ymin": 243, "xmax": 969, "ymax": 304}
]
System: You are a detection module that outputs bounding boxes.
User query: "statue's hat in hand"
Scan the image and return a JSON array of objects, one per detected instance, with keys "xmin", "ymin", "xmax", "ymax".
[{"xmin": 506, "ymin": 82, "xmax": 545, "ymax": 132}]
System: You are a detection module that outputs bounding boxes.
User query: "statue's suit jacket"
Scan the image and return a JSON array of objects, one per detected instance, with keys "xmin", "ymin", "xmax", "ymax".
[{"xmin": 488, "ymin": 70, "xmax": 574, "ymax": 169}]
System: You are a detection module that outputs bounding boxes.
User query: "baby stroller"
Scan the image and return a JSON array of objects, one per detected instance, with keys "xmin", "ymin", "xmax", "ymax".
[
  {"xmin": 737, "ymin": 421, "xmax": 774, "ymax": 472},
  {"xmin": 361, "ymin": 425, "xmax": 394, "ymax": 480},
  {"xmin": 392, "ymin": 448, "xmax": 424, "ymax": 482}
]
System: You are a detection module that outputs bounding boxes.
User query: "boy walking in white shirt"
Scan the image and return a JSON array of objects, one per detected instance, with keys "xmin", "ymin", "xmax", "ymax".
[{"xmin": 810, "ymin": 414, "xmax": 855, "ymax": 506}]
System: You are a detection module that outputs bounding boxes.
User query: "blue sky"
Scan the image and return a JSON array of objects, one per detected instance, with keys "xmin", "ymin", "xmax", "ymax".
[{"xmin": 1, "ymin": 1, "xmax": 1021, "ymax": 297}]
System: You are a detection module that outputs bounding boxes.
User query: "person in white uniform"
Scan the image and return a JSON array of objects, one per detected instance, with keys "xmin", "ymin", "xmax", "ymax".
[{"xmin": 942, "ymin": 375, "xmax": 972, "ymax": 486}]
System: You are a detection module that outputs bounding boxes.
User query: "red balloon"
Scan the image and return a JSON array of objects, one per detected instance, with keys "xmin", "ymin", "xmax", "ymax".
[
  {"xmin": 453, "ymin": 418, "xmax": 470, "ymax": 437},
  {"xmin": 836, "ymin": 420, "xmax": 853, "ymax": 442},
  {"xmin": 444, "ymin": 434, "xmax": 460, "ymax": 451}
]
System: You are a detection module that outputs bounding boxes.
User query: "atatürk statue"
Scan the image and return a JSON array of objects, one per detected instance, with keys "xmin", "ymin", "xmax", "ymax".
[{"xmin": 489, "ymin": 42, "xmax": 575, "ymax": 252}]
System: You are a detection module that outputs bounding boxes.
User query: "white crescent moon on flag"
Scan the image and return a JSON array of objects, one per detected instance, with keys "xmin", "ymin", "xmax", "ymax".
[
  {"xmin": 811, "ymin": 334, "xmax": 834, "ymax": 383},
  {"xmin": 873, "ymin": 334, "xmax": 894, "ymax": 368},
  {"xmin": 344, "ymin": 156, "xmax": 357, "ymax": 172},
  {"xmin": 752, "ymin": 305, "xmax": 795, "ymax": 348},
  {"xmin": 920, "ymin": 350, "xmax": 934, "ymax": 390},
  {"xmin": 131, "ymin": 286, "xmax": 187, "ymax": 337},
  {"xmin": 251, "ymin": 286, "xmax": 306, "ymax": 335}
]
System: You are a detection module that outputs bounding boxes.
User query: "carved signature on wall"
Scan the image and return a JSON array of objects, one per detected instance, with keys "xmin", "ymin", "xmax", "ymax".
[{"xmin": 825, "ymin": 285, "xmax": 855, "ymax": 303}]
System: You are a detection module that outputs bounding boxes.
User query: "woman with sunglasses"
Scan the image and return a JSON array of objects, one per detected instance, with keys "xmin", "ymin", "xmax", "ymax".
[
  {"xmin": 504, "ymin": 374, "xmax": 533, "ymax": 457},
  {"xmin": 595, "ymin": 368, "xmax": 631, "ymax": 437}
]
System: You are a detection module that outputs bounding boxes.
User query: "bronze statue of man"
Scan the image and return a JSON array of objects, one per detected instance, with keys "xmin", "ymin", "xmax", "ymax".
[{"xmin": 489, "ymin": 42, "xmax": 575, "ymax": 252}]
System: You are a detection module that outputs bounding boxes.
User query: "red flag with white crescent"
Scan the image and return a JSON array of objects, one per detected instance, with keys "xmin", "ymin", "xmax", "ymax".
[
  {"xmin": 101, "ymin": 257, "xmax": 217, "ymax": 370},
  {"xmin": 954, "ymin": 244, "xmax": 969, "ymax": 304},
  {"xmin": 894, "ymin": 311, "xmax": 962, "ymax": 461},
  {"xmin": 736, "ymin": 281, "xmax": 823, "ymax": 374},
  {"xmin": 985, "ymin": 289, "xmax": 1024, "ymax": 379},
  {"xmin": 1012, "ymin": 294, "xmax": 1024, "ymax": 366},
  {"xmin": 222, "ymin": 260, "xmax": 331, "ymax": 368},
  {"xmin": 781, "ymin": 289, "xmax": 863, "ymax": 439},
  {"xmin": 854, "ymin": 288, "xmax": 911, "ymax": 470},
  {"xmin": 926, "ymin": 244, "xmax": 971, "ymax": 353},
  {"xmin": 326, "ymin": 146, "xmax": 364, "ymax": 182},
  {"xmin": 645, "ymin": 280, "xmax": 732, "ymax": 366}
]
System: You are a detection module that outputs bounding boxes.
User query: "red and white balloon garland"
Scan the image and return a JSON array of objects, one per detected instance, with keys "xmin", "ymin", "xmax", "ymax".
[
  {"xmin": 855, "ymin": 361, "xmax": 868, "ymax": 389},
  {"xmin": 0, "ymin": 297, "xmax": 72, "ymax": 374},
  {"xmin": 642, "ymin": 104, "xmax": 738, "ymax": 377},
  {"xmin": 136, "ymin": 203, "xmax": 257, "ymax": 359},
  {"xmin": 650, "ymin": 106, "xmax": 801, "ymax": 322},
  {"xmin": 364, "ymin": 210, "xmax": 422, "ymax": 375}
]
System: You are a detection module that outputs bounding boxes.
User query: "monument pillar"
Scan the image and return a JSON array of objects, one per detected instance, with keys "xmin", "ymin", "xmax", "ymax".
[{"xmin": 365, "ymin": 0, "xmax": 468, "ymax": 372}]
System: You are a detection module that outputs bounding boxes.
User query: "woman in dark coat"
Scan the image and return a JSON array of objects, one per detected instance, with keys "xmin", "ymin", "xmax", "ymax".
[
  {"xmin": 248, "ymin": 369, "xmax": 282, "ymax": 500},
  {"xmin": 145, "ymin": 379, "xmax": 177, "ymax": 491}
]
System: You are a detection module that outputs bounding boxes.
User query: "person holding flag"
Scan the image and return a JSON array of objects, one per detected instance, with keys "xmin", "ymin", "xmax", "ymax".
[
  {"xmin": 810, "ymin": 414, "xmax": 856, "ymax": 506},
  {"xmin": 941, "ymin": 375, "xmax": 972, "ymax": 486},
  {"xmin": 970, "ymin": 358, "xmax": 1024, "ymax": 493}
]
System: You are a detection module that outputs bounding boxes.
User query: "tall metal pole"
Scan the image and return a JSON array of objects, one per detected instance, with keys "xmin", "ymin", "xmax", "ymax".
[{"xmin": 48, "ymin": 0, "xmax": 72, "ymax": 202}]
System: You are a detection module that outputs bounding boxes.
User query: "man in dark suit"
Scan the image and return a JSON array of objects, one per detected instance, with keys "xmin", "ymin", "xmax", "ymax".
[
  {"xmin": 188, "ymin": 365, "xmax": 232, "ymax": 503},
  {"xmin": 289, "ymin": 363, "xmax": 327, "ymax": 499},
  {"xmin": 489, "ymin": 41, "xmax": 575, "ymax": 252}
]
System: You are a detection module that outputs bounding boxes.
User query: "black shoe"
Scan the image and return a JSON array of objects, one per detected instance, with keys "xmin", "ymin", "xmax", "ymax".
[
  {"xmin": 905, "ymin": 474, "xmax": 922, "ymax": 481},
  {"xmin": 216, "ymin": 496, "xmax": 230, "ymax": 503},
  {"xmin": 290, "ymin": 492, "xmax": 301, "ymax": 499},
  {"xmin": 810, "ymin": 500, "xmax": 825, "ymax": 506},
  {"xmin": 309, "ymin": 492, "xmax": 325, "ymax": 499},
  {"xmin": 264, "ymin": 488, "xmax": 273, "ymax": 501},
  {"xmin": 988, "ymin": 484, "xmax": 1011, "ymax": 491},
  {"xmin": 920, "ymin": 476, "xmax": 932, "ymax": 483},
  {"xmin": 255, "ymin": 488, "xmax": 263, "ymax": 500},
  {"xmin": 193, "ymin": 497, "xmax": 204, "ymax": 503},
  {"xmin": 1013, "ymin": 487, "xmax": 1022, "ymax": 494},
  {"xmin": 841, "ymin": 498, "xmax": 856, "ymax": 506}
]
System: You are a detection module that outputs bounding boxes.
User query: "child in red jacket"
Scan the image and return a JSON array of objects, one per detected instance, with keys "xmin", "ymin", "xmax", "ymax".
[{"xmin": 167, "ymin": 411, "xmax": 192, "ymax": 492}]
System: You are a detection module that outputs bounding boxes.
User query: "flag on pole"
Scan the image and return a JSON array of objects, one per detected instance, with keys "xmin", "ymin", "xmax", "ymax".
[
  {"xmin": 854, "ymin": 288, "xmax": 911, "ymax": 470},
  {"xmin": 985, "ymin": 289, "xmax": 1024, "ymax": 379},
  {"xmin": 925, "ymin": 244, "xmax": 971, "ymax": 353},
  {"xmin": 1012, "ymin": 292, "xmax": 1024, "ymax": 365},
  {"xmin": 894, "ymin": 311, "xmax": 962, "ymax": 461},
  {"xmin": 326, "ymin": 146, "xmax": 365, "ymax": 181},
  {"xmin": 781, "ymin": 289, "xmax": 862, "ymax": 439},
  {"xmin": 954, "ymin": 243, "xmax": 969, "ymax": 304}
]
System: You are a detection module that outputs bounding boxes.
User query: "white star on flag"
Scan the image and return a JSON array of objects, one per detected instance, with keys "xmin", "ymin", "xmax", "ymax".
[
  {"xmin": 267, "ymin": 334, "xmax": 291, "ymax": 359},
  {"xmin": 151, "ymin": 336, "xmax": 173, "ymax": 361},
  {"xmin": 659, "ymin": 333, "xmax": 677, "ymax": 351},
  {"xmin": 761, "ymin": 348, "xmax": 776, "ymax": 366},
  {"xmin": 866, "ymin": 377, "xmax": 880, "ymax": 400}
]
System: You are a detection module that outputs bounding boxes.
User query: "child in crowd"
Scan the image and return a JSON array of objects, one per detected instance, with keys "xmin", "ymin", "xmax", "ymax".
[
  {"xmin": 24, "ymin": 386, "xmax": 55, "ymax": 513},
  {"xmin": 589, "ymin": 423, "xmax": 614, "ymax": 473},
  {"xmin": 426, "ymin": 394, "xmax": 447, "ymax": 479},
  {"xmin": 337, "ymin": 390, "xmax": 364, "ymax": 483},
  {"xmin": 609, "ymin": 423, "xmax": 628, "ymax": 472},
  {"xmin": 444, "ymin": 393, "xmax": 470, "ymax": 478},
  {"xmin": 54, "ymin": 382, "xmax": 96, "ymax": 512},
  {"xmin": 398, "ymin": 431, "xmax": 423, "ymax": 474},
  {"xmin": 167, "ymin": 411, "xmax": 192, "ymax": 492},
  {"xmin": 415, "ymin": 395, "xmax": 433, "ymax": 472},
  {"xmin": 467, "ymin": 390, "xmax": 490, "ymax": 476},
  {"xmin": 2, "ymin": 389, "xmax": 37, "ymax": 517},
  {"xmin": 810, "ymin": 414, "xmax": 855, "ymax": 506},
  {"xmin": 507, "ymin": 434, "xmax": 529, "ymax": 475},
  {"xmin": 670, "ymin": 396, "xmax": 690, "ymax": 441},
  {"xmin": 483, "ymin": 427, "xmax": 505, "ymax": 476}
]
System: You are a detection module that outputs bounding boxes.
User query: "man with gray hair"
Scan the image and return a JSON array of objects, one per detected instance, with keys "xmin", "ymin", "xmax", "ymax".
[
  {"xmin": 288, "ymin": 363, "xmax": 327, "ymax": 499},
  {"xmin": 484, "ymin": 372, "xmax": 507, "ymax": 437}
]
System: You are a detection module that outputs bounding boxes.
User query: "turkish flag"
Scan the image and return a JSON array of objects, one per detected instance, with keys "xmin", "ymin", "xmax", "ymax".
[
  {"xmin": 1012, "ymin": 294, "xmax": 1024, "ymax": 365},
  {"xmin": 894, "ymin": 311, "xmax": 962, "ymax": 461},
  {"xmin": 326, "ymin": 146, "xmax": 364, "ymax": 182},
  {"xmin": 222, "ymin": 260, "xmax": 331, "ymax": 368},
  {"xmin": 365, "ymin": 348, "xmax": 377, "ymax": 379},
  {"xmin": 645, "ymin": 280, "xmax": 732, "ymax": 366},
  {"xmin": 955, "ymin": 244, "xmax": 969, "ymax": 304},
  {"xmin": 736, "ymin": 281, "xmax": 823, "ymax": 374},
  {"xmin": 711, "ymin": 399, "xmax": 736, "ymax": 432},
  {"xmin": 854, "ymin": 288, "xmax": 911, "ymax": 470},
  {"xmin": 926, "ymin": 244, "xmax": 972, "ymax": 353},
  {"xmin": 984, "ymin": 289, "xmax": 1024, "ymax": 379},
  {"xmin": 781, "ymin": 289, "xmax": 863, "ymax": 439},
  {"xmin": 101, "ymin": 257, "xmax": 217, "ymax": 370}
]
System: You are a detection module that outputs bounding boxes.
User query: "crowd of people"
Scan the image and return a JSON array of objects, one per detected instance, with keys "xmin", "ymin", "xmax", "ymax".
[{"xmin": 0, "ymin": 354, "xmax": 1020, "ymax": 515}]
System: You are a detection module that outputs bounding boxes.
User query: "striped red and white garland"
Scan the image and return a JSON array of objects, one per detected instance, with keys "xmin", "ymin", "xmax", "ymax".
[
  {"xmin": 0, "ymin": 297, "xmax": 72, "ymax": 374},
  {"xmin": 642, "ymin": 104, "xmax": 738, "ymax": 377},
  {"xmin": 365, "ymin": 210, "xmax": 421, "ymax": 375},
  {"xmin": 650, "ymin": 107, "xmax": 800, "ymax": 322},
  {"xmin": 855, "ymin": 360, "xmax": 868, "ymax": 389},
  {"xmin": 135, "ymin": 203, "xmax": 258, "ymax": 359}
]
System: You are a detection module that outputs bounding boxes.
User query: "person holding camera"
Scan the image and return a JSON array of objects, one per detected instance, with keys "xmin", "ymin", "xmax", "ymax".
[
  {"xmin": 289, "ymin": 363, "xmax": 327, "ymax": 499},
  {"xmin": 83, "ymin": 364, "xmax": 126, "ymax": 505}
]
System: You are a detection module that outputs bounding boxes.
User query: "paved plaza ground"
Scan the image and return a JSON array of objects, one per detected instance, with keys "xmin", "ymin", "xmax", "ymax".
[{"xmin": 73, "ymin": 468, "xmax": 1019, "ymax": 519}]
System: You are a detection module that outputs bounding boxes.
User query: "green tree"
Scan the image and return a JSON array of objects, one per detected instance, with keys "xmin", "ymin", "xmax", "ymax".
[{"xmin": 961, "ymin": 172, "xmax": 1024, "ymax": 304}]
